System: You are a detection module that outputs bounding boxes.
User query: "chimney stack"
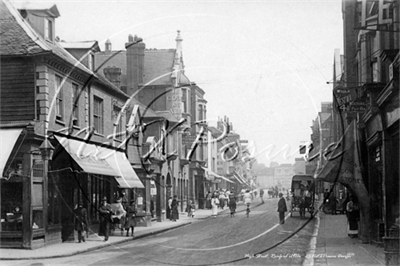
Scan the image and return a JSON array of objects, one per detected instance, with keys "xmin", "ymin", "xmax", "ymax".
[
  {"xmin": 217, "ymin": 118, "xmax": 223, "ymax": 132},
  {"xmin": 125, "ymin": 34, "xmax": 145, "ymax": 96},
  {"xmin": 103, "ymin": 66, "xmax": 122, "ymax": 89}
]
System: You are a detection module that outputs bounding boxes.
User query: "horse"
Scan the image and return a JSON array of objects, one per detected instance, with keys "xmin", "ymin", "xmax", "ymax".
[{"xmin": 293, "ymin": 196, "xmax": 307, "ymax": 219}]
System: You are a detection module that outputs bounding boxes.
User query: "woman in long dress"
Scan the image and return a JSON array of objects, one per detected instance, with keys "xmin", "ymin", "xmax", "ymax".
[
  {"xmin": 211, "ymin": 193, "xmax": 219, "ymax": 218},
  {"xmin": 125, "ymin": 200, "xmax": 137, "ymax": 237},
  {"xmin": 346, "ymin": 196, "xmax": 359, "ymax": 238},
  {"xmin": 206, "ymin": 191, "xmax": 212, "ymax": 209},
  {"xmin": 171, "ymin": 195, "xmax": 179, "ymax": 221},
  {"xmin": 228, "ymin": 192, "xmax": 237, "ymax": 217}
]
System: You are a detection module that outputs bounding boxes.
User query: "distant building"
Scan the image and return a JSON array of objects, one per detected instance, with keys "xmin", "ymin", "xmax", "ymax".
[
  {"xmin": 272, "ymin": 163, "xmax": 295, "ymax": 189},
  {"xmin": 294, "ymin": 158, "xmax": 306, "ymax": 175}
]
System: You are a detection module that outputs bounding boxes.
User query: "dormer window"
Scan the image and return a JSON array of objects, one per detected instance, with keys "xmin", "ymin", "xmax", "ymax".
[
  {"xmin": 45, "ymin": 18, "xmax": 53, "ymax": 41},
  {"xmin": 16, "ymin": 4, "xmax": 59, "ymax": 41}
]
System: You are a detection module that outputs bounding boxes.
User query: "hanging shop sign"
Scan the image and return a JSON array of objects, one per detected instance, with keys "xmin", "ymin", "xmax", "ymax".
[{"xmin": 333, "ymin": 86, "xmax": 366, "ymax": 113}]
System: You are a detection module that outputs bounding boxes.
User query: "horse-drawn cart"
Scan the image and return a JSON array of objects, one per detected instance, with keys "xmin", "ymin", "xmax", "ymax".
[{"xmin": 290, "ymin": 175, "xmax": 315, "ymax": 219}]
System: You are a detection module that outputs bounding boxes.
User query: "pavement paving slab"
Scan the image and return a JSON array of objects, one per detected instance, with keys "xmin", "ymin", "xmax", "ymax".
[{"xmin": 304, "ymin": 210, "xmax": 385, "ymax": 266}]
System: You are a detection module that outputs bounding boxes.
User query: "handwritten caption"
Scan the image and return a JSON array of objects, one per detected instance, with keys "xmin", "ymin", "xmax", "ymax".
[{"xmin": 245, "ymin": 253, "xmax": 355, "ymax": 260}]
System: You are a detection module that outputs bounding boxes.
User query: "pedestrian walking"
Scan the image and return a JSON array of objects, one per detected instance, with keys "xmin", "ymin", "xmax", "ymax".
[
  {"xmin": 99, "ymin": 197, "xmax": 114, "ymax": 241},
  {"xmin": 243, "ymin": 189, "xmax": 252, "ymax": 206},
  {"xmin": 329, "ymin": 193, "xmax": 337, "ymax": 215},
  {"xmin": 259, "ymin": 188, "xmax": 265, "ymax": 203},
  {"xmin": 342, "ymin": 194, "xmax": 350, "ymax": 215},
  {"xmin": 219, "ymin": 192, "xmax": 225, "ymax": 209},
  {"xmin": 225, "ymin": 190, "xmax": 231, "ymax": 205},
  {"xmin": 167, "ymin": 196, "xmax": 172, "ymax": 220},
  {"xmin": 125, "ymin": 199, "xmax": 137, "ymax": 237},
  {"xmin": 277, "ymin": 193, "xmax": 287, "ymax": 224},
  {"xmin": 206, "ymin": 191, "xmax": 212, "ymax": 210},
  {"xmin": 211, "ymin": 193, "xmax": 220, "ymax": 218},
  {"xmin": 74, "ymin": 201, "xmax": 89, "ymax": 243},
  {"xmin": 171, "ymin": 195, "xmax": 179, "ymax": 221},
  {"xmin": 243, "ymin": 189, "xmax": 252, "ymax": 217},
  {"xmin": 228, "ymin": 192, "xmax": 237, "ymax": 217},
  {"xmin": 346, "ymin": 195, "xmax": 359, "ymax": 238},
  {"xmin": 119, "ymin": 190, "xmax": 128, "ymax": 210}
]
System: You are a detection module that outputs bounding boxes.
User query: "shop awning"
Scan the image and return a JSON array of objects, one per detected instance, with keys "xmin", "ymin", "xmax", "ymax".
[
  {"xmin": 315, "ymin": 121, "xmax": 359, "ymax": 183},
  {"xmin": 0, "ymin": 128, "xmax": 23, "ymax": 177},
  {"xmin": 55, "ymin": 136, "xmax": 144, "ymax": 188},
  {"xmin": 106, "ymin": 151, "xmax": 144, "ymax": 188}
]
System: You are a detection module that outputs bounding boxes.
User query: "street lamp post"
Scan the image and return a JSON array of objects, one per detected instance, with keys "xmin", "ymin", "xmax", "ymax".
[
  {"xmin": 143, "ymin": 160, "xmax": 154, "ymax": 227},
  {"xmin": 39, "ymin": 137, "xmax": 54, "ymax": 239}
]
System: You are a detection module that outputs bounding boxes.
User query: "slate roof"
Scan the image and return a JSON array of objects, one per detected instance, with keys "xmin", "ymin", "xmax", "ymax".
[
  {"xmin": 143, "ymin": 49, "xmax": 175, "ymax": 86},
  {"xmin": 0, "ymin": 0, "xmax": 47, "ymax": 56},
  {"xmin": 0, "ymin": 0, "xmax": 132, "ymax": 100},
  {"xmin": 95, "ymin": 48, "xmax": 177, "ymax": 87},
  {"xmin": 94, "ymin": 50, "xmax": 126, "ymax": 81}
]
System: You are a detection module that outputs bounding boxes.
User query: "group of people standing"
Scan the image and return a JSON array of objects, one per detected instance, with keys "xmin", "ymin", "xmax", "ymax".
[
  {"xmin": 167, "ymin": 195, "xmax": 180, "ymax": 221},
  {"xmin": 99, "ymin": 192, "xmax": 138, "ymax": 241},
  {"xmin": 73, "ymin": 191, "xmax": 139, "ymax": 243}
]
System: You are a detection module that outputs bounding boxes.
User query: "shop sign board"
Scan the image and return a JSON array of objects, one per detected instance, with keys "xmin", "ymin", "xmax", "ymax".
[{"xmin": 333, "ymin": 86, "xmax": 366, "ymax": 113}]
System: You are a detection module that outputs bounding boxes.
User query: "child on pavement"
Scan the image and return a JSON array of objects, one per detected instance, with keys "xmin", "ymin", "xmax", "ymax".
[{"xmin": 187, "ymin": 200, "xmax": 196, "ymax": 218}]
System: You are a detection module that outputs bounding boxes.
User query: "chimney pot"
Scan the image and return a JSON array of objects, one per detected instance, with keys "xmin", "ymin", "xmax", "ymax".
[{"xmin": 128, "ymin": 34, "xmax": 134, "ymax": 42}]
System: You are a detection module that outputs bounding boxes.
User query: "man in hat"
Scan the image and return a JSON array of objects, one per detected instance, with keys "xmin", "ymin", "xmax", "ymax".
[
  {"xmin": 277, "ymin": 193, "xmax": 287, "ymax": 224},
  {"xmin": 74, "ymin": 201, "xmax": 89, "ymax": 243},
  {"xmin": 99, "ymin": 196, "xmax": 113, "ymax": 241}
]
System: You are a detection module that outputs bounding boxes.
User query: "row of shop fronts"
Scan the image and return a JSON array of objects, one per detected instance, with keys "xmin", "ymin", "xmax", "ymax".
[
  {"xmin": 0, "ymin": 123, "xmax": 249, "ymax": 249},
  {"xmin": 306, "ymin": 2, "xmax": 400, "ymax": 264},
  {"xmin": 0, "ymin": 0, "xmax": 253, "ymax": 249},
  {"xmin": 0, "ymin": 124, "xmax": 186, "ymax": 248},
  {"xmin": 0, "ymin": 125, "xmax": 147, "ymax": 248}
]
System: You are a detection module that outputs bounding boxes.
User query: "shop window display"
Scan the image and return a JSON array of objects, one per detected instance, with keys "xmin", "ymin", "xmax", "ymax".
[
  {"xmin": 48, "ymin": 175, "xmax": 60, "ymax": 225},
  {"xmin": 1, "ymin": 182, "xmax": 23, "ymax": 231}
]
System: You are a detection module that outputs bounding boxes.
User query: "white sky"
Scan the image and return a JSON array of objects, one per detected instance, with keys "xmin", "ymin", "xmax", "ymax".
[{"xmin": 11, "ymin": 0, "xmax": 344, "ymax": 166}]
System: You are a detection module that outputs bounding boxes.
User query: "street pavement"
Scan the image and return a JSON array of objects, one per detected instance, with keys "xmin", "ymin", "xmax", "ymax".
[
  {"xmin": 0, "ymin": 198, "xmax": 266, "ymax": 261},
  {"xmin": 303, "ymin": 205, "xmax": 385, "ymax": 266},
  {"xmin": 0, "ymin": 208, "xmax": 214, "ymax": 260},
  {"xmin": 0, "ymin": 196, "xmax": 387, "ymax": 266}
]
